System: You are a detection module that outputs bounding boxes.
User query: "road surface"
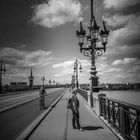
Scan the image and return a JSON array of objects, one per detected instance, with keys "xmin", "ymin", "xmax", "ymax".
[{"xmin": 0, "ymin": 88, "xmax": 66, "ymax": 140}]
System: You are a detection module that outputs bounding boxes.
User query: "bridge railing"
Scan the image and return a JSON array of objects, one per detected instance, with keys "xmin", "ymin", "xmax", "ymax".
[
  {"xmin": 77, "ymin": 88, "xmax": 88, "ymax": 102},
  {"xmin": 77, "ymin": 88, "xmax": 140, "ymax": 140},
  {"xmin": 99, "ymin": 94, "xmax": 140, "ymax": 140}
]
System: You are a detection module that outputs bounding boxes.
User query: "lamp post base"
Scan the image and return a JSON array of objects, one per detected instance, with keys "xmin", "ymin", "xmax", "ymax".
[
  {"xmin": 0, "ymin": 85, "xmax": 3, "ymax": 94},
  {"xmin": 92, "ymin": 86, "xmax": 100, "ymax": 92}
]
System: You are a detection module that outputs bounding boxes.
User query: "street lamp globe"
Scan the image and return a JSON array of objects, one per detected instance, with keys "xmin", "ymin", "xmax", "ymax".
[
  {"xmin": 86, "ymin": 34, "xmax": 92, "ymax": 47},
  {"xmin": 76, "ymin": 22, "xmax": 86, "ymax": 51},
  {"xmin": 100, "ymin": 21, "xmax": 109, "ymax": 52},
  {"xmin": 90, "ymin": 19, "xmax": 100, "ymax": 41}
]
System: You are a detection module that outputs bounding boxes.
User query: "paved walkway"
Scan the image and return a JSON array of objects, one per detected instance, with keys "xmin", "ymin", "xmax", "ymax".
[{"xmin": 28, "ymin": 90, "xmax": 119, "ymax": 140}]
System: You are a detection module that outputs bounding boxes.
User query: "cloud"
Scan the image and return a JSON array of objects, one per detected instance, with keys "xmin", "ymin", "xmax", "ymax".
[
  {"xmin": 105, "ymin": 68, "xmax": 122, "ymax": 73},
  {"xmin": 112, "ymin": 58, "xmax": 138, "ymax": 65},
  {"xmin": 103, "ymin": 14, "xmax": 134, "ymax": 28},
  {"xmin": 52, "ymin": 60, "xmax": 74, "ymax": 68},
  {"xmin": 31, "ymin": 0, "xmax": 83, "ymax": 28},
  {"xmin": 23, "ymin": 50, "xmax": 53, "ymax": 67},
  {"xmin": 129, "ymin": 64, "xmax": 140, "ymax": 73},
  {"xmin": 54, "ymin": 69, "xmax": 73, "ymax": 77},
  {"xmin": 52, "ymin": 59, "xmax": 90, "ymax": 68},
  {"xmin": 103, "ymin": 0, "xmax": 139, "ymax": 9},
  {"xmin": 52, "ymin": 59, "xmax": 91, "ymax": 83},
  {"xmin": 53, "ymin": 57, "xmax": 139, "ymax": 84},
  {"xmin": 0, "ymin": 47, "xmax": 54, "ymax": 69},
  {"xmin": 108, "ymin": 14, "xmax": 140, "ymax": 47}
]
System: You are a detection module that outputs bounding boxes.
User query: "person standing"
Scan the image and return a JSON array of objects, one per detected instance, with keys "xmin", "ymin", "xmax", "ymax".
[{"xmin": 70, "ymin": 88, "xmax": 83, "ymax": 130}]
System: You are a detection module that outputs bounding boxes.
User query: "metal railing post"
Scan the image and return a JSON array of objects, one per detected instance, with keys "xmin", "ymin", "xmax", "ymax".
[
  {"xmin": 107, "ymin": 100, "xmax": 111, "ymax": 123},
  {"xmin": 136, "ymin": 111, "xmax": 140, "ymax": 140},
  {"xmin": 120, "ymin": 106, "xmax": 130, "ymax": 139},
  {"xmin": 112, "ymin": 102, "xmax": 115, "ymax": 125},
  {"xmin": 98, "ymin": 94, "xmax": 106, "ymax": 116}
]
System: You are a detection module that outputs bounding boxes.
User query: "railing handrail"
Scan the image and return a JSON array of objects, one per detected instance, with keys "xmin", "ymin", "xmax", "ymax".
[
  {"xmin": 79, "ymin": 88, "xmax": 140, "ymax": 111},
  {"xmin": 78, "ymin": 88, "xmax": 88, "ymax": 93},
  {"xmin": 99, "ymin": 95, "xmax": 140, "ymax": 112}
]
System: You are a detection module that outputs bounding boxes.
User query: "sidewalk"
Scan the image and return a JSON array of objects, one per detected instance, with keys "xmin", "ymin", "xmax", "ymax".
[{"xmin": 28, "ymin": 90, "xmax": 119, "ymax": 140}]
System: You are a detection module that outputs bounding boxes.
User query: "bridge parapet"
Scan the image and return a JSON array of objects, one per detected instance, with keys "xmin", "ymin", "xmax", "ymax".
[
  {"xmin": 99, "ymin": 94, "xmax": 140, "ymax": 140},
  {"xmin": 77, "ymin": 88, "xmax": 140, "ymax": 140},
  {"xmin": 77, "ymin": 88, "xmax": 88, "ymax": 102}
]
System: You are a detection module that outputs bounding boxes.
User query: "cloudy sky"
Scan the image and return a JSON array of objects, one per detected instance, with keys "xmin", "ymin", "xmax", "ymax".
[{"xmin": 0, "ymin": 0, "xmax": 140, "ymax": 85}]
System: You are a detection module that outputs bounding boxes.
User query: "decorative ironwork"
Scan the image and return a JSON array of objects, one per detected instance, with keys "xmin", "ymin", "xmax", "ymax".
[
  {"xmin": 83, "ymin": 50, "xmax": 92, "ymax": 57},
  {"xmin": 95, "ymin": 49, "xmax": 103, "ymax": 58}
]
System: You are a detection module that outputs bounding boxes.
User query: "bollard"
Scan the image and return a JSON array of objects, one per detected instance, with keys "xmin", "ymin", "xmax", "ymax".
[{"xmin": 107, "ymin": 100, "xmax": 111, "ymax": 123}]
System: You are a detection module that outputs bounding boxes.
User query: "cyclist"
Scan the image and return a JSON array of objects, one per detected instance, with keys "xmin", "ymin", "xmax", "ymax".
[{"xmin": 39, "ymin": 86, "xmax": 47, "ymax": 108}]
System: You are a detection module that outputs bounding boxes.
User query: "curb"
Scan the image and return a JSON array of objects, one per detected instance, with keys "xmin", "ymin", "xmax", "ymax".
[{"xmin": 16, "ymin": 89, "xmax": 67, "ymax": 140}]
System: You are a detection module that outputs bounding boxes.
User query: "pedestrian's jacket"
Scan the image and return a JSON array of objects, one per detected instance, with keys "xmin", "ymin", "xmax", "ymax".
[
  {"xmin": 39, "ymin": 88, "xmax": 46, "ymax": 96},
  {"xmin": 67, "ymin": 95, "xmax": 79, "ymax": 113}
]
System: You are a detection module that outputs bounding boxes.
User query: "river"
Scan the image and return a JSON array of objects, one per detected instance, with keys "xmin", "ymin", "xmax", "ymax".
[{"xmin": 98, "ymin": 90, "xmax": 140, "ymax": 107}]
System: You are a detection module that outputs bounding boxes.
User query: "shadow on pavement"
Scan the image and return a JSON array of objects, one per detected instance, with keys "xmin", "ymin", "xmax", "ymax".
[
  {"xmin": 40, "ymin": 106, "xmax": 49, "ymax": 110},
  {"xmin": 82, "ymin": 126, "xmax": 104, "ymax": 131}
]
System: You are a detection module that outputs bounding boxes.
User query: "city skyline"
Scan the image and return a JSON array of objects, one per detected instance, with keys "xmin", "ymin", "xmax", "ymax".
[{"xmin": 0, "ymin": 0, "xmax": 140, "ymax": 85}]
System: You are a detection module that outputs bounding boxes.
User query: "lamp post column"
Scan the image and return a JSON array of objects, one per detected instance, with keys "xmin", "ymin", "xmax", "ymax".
[
  {"xmin": 0, "ymin": 69, "xmax": 2, "ymax": 94},
  {"xmin": 0, "ymin": 60, "xmax": 6, "ymax": 94},
  {"xmin": 41, "ymin": 76, "xmax": 45, "ymax": 87},
  {"xmin": 74, "ymin": 59, "xmax": 78, "ymax": 88},
  {"xmin": 74, "ymin": 59, "xmax": 82, "ymax": 89},
  {"xmin": 76, "ymin": 60, "xmax": 79, "ymax": 88},
  {"xmin": 90, "ymin": 47, "xmax": 99, "ymax": 107}
]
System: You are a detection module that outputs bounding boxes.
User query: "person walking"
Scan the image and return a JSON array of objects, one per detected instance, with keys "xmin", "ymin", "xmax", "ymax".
[{"xmin": 70, "ymin": 88, "xmax": 83, "ymax": 130}]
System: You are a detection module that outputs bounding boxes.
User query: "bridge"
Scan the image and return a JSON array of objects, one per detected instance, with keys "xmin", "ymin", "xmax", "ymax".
[{"xmin": 0, "ymin": 88, "xmax": 139, "ymax": 140}]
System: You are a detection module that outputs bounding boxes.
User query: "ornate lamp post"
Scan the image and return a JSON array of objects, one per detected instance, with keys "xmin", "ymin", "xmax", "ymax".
[
  {"xmin": 0, "ymin": 60, "xmax": 6, "ymax": 94},
  {"xmin": 28, "ymin": 68, "xmax": 34, "ymax": 90},
  {"xmin": 76, "ymin": 0, "xmax": 109, "ymax": 107},
  {"xmin": 41, "ymin": 76, "xmax": 45, "ymax": 87},
  {"xmin": 74, "ymin": 59, "xmax": 82, "ymax": 88},
  {"xmin": 71, "ymin": 74, "xmax": 75, "ymax": 89}
]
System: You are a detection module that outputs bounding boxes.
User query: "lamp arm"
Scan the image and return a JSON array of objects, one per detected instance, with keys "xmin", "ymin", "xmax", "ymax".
[
  {"xmin": 83, "ymin": 50, "xmax": 92, "ymax": 57},
  {"xmin": 95, "ymin": 49, "xmax": 103, "ymax": 58}
]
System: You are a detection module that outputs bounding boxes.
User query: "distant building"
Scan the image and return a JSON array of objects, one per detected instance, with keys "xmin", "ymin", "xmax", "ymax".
[
  {"xmin": 10, "ymin": 82, "xmax": 27, "ymax": 87},
  {"xmin": 10, "ymin": 82, "xmax": 17, "ymax": 86},
  {"xmin": 17, "ymin": 82, "xmax": 27, "ymax": 86}
]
